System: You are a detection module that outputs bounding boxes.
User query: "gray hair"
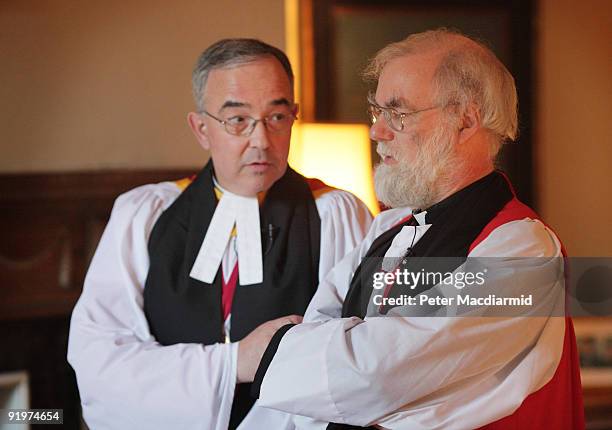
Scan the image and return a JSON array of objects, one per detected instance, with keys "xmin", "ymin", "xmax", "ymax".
[
  {"xmin": 364, "ymin": 28, "xmax": 518, "ymax": 158},
  {"xmin": 191, "ymin": 38, "xmax": 294, "ymax": 111}
]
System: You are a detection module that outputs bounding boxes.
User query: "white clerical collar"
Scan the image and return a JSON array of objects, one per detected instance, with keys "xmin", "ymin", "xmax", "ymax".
[
  {"xmin": 189, "ymin": 177, "xmax": 263, "ymax": 285},
  {"xmin": 380, "ymin": 211, "xmax": 431, "ymax": 272},
  {"xmin": 413, "ymin": 210, "xmax": 427, "ymax": 226}
]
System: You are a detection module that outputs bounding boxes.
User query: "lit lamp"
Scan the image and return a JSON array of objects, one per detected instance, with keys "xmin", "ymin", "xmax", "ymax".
[{"xmin": 289, "ymin": 122, "xmax": 380, "ymax": 215}]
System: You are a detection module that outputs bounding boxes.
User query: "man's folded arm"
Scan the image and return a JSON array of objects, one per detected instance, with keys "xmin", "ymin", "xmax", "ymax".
[
  {"xmin": 252, "ymin": 220, "xmax": 566, "ymax": 428},
  {"xmin": 304, "ymin": 207, "xmax": 413, "ymax": 324}
]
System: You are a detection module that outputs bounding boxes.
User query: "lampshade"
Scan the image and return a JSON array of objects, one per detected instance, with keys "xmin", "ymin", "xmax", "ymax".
[{"xmin": 289, "ymin": 122, "xmax": 379, "ymax": 215}]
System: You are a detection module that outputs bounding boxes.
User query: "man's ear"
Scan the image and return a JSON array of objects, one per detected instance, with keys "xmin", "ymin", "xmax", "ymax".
[
  {"xmin": 187, "ymin": 111, "xmax": 210, "ymax": 151},
  {"xmin": 458, "ymin": 103, "xmax": 481, "ymax": 144}
]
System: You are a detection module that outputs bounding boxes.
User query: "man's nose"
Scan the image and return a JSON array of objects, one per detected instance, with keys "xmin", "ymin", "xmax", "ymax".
[
  {"xmin": 248, "ymin": 120, "xmax": 271, "ymax": 150},
  {"xmin": 369, "ymin": 118, "xmax": 394, "ymax": 142}
]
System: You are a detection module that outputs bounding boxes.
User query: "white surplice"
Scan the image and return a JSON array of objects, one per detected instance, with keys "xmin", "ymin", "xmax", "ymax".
[
  {"xmin": 67, "ymin": 180, "xmax": 373, "ymax": 430},
  {"xmin": 253, "ymin": 207, "xmax": 567, "ymax": 430}
]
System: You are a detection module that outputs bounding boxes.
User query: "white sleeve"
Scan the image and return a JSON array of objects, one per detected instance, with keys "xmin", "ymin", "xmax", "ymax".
[
  {"xmin": 67, "ymin": 183, "xmax": 238, "ymax": 430},
  {"xmin": 315, "ymin": 189, "xmax": 373, "ymax": 279},
  {"xmin": 256, "ymin": 219, "xmax": 567, "ymax": 429},
  {"xmin": 238, "ymin": 189, "xmax": 374, "ymax": 430},
  {"xmin": 304, "ymin": 207, "xmax": 412, "ymax": 323}
]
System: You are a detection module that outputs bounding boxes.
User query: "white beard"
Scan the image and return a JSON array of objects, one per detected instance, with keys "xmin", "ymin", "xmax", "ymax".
[{"xmin": 374, "ymin": 122, "xmax": 462, "ymax": 210}]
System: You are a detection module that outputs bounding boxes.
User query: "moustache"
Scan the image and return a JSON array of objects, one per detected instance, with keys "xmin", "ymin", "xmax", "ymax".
[
  {"xmin": 376, "ymin": 142, "xmax": 399, "ymax": 160},
  {"xmin": 243, "ymin": 150, "xmax": 272, "ymax": 165}
]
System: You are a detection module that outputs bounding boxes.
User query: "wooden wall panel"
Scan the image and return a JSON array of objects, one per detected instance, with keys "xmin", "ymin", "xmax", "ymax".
[
  {"xmin": 0, "ymin": 169, "xmax": 194, "ymax": 428},
  {"xmin": 0, "ymin": 169, "xmax": 193, "ymax": 320}
]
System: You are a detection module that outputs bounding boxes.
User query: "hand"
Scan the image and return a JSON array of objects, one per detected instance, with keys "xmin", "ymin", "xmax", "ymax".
[{"xmin": 236, "ymin": 314, "xmax": 302, "ymax": 383}]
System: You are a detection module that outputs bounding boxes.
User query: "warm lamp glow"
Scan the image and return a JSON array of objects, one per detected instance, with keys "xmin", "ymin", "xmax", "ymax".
[
  {"xmin": 284, "ymin": 0, "xmax": 301, "ymax": 110},
  {"xmin": 289, "ymin": 123, "xmax": 380, "ymax": 215},
  {"xmin": 285, "ymin": 2, "xmax": 378, "ymax": 214}
]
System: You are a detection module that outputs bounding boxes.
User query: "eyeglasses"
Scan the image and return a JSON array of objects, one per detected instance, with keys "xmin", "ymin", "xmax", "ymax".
[
  {"xmin": 202, "ymin": 107, "xmax": 298, "ymax": 137},
  {"xmin": 367, "ymin": 96, "xmax": 451, "ymax": 133}
]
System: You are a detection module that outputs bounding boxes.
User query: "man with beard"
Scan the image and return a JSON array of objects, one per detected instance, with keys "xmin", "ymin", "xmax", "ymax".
[
  {"xmin": 67, "ymin": 39, "xmax": 372, "ymax": 429},
  {"xmin": 246, "ymin": 29, "xmax": 584, "ymax": 429}
]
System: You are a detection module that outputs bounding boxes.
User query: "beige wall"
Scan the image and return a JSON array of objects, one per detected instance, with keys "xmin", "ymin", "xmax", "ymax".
[
  {"xmin": 537, "ymin": 0, "xmax": 612, "ymax": 256},
  {"xmin": 0, "ymin": 0, "xmax": 285, "ymax": 172},
  {"xmin": 2, "ymin": 0, "xmax": 611, "ymax": 255}
]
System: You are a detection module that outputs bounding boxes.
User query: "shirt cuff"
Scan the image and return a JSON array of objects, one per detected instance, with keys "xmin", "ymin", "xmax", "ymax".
[
  {"xmin": 250, "ymin": 323, "xmax": 295, "ymax": 399},
  {"xmin": 227, "ymin": 341, "xmax": 239, "ymax": 385}
]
